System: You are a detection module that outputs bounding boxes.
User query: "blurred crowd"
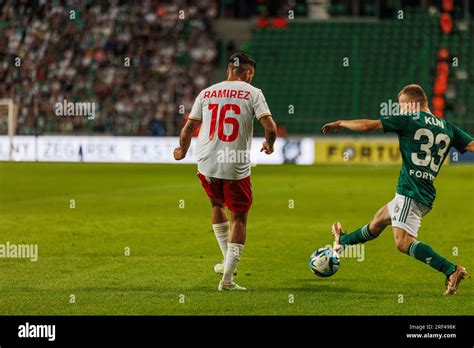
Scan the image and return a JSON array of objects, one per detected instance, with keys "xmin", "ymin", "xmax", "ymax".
[{"xmin": 0, "ymin": 0, "xmax": 218, "ymax": 135}]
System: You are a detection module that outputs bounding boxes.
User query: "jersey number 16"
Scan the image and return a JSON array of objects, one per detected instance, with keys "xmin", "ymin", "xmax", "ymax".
[{"xmin": 208, "ymin": 103, "xmax": 240, "ymax": 142}]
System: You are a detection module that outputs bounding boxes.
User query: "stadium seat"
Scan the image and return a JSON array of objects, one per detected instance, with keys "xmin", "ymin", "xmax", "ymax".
[{"xmin": 251, "ymin": 9, "xmax": 473, "ymax": 134}]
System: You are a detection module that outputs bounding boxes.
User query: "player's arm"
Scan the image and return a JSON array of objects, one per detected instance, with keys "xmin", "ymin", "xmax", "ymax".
[
  {"xmin": 173, "ymin": 118, "xmax": 201, "ymax": 160},
  {"xmin": 451, "ymin": 123, "xmax": 474, "ymax": 153},
  {"xmin": 259, "ymin": 115, "xmax": 277, "ymax": 154},
  {"xmin": 465, "ymin": 140, "xmax": 474, "ymax": 152},
  {"xmin": 322, "ymin": 119, "xmax": 383, "ymax": 135}
]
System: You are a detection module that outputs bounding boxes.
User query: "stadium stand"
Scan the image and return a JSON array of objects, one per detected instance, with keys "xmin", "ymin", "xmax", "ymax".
[
  {"xmin": 250, "ymin": 8, "xmax": 473, "ymax": 135},
  {"xmin": 1, "ymin": 3, "xmax": 472, "ymax": 136},
  {"xmin": 0, "ymin": 0, "xmax": 218, "ymax": 136}
]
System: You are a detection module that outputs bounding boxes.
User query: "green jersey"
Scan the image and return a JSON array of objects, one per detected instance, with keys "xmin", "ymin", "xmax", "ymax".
[{"xmin": 381, "ymin": 112, "xmax": 473, "ymax": 208}]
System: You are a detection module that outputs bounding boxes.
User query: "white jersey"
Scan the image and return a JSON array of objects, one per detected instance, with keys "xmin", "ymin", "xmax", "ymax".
[{"xmin": 189, "ymin": 80, "xmax": 271, "ymax": 180}]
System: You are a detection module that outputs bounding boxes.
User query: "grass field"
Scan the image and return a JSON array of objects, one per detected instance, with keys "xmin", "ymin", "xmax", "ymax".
[{"xmin": 0, "ymin": 162, "xmax": 472, "ymax": 315}]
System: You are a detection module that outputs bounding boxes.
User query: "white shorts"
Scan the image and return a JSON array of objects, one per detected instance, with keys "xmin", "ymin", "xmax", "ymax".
[{"xmin": 387, "ymin": 193, "xmax": 431, "ymax": 238}]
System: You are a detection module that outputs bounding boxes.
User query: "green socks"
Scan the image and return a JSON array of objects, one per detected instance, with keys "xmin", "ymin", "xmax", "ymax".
[
  {"xmin": 340, "ymin": 223, "xmax": 376, "ymax": 245},
  {"xmin": 407, "ymin": 241, "xmax": 456, "ymax": 277},
  {"xmin": 339, "ymin": 223, "xmax": 456, "ymax": 277}
]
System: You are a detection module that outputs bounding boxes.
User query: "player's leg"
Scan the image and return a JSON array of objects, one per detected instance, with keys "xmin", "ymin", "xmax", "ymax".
[
  {"xmin": 392, "ymin": 227, "xmax": 414, "ymax": 253},
  {"xmin": 229, "ymin": 210, "xmax": 247, "ymax": 244},
  {"xmin": 209, "ymin": 198, "xmax": 236, "ymax": 275},
  {"xmin": 334, "ymin": 193, "xmax": 418, "ymax": 251},
  {"xmin": 392, "ymin": 227, "xmax": 467, "ymax": 294},
  {"xmin": 219, "ymin": 210, "xmax": 247, "ymax": 290},
  {"xmin": 333, "ymin": 205, "xmax": 391, "ymax": 252},
  {"xmin": 218, "ymin": 176, "xmax": 252, "ymax": 291},
  {"xmin": 390, "ymin": 196, "xmax": 468, "ymax": 295},
  {"xmin": 210, "ymin": 198, "xmax": 230, "ymax": 259},
  {"xmin": 197, "ymin": 173, "xmax": 230, "ymax": 267}
]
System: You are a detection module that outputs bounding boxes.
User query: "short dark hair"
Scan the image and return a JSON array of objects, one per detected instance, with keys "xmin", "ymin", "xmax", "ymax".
[
  {"xmin": 227, "ymin": 52, "xmax": 256, "ymax": 75},
  {"xmin": 398, "ymin": 84, "xmax": 428, "ymax": 107}
]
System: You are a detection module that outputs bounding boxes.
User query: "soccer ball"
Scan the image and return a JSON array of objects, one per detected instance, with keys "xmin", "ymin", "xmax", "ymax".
[{"xmin": 309, "ymin": 247, "xmax": 340, "ymax": 277}]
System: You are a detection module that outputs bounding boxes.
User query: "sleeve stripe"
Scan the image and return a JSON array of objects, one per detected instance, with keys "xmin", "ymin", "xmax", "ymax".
[{"xmin": 256, "ymin": 113, "xmax": 271, "ymax": 120}]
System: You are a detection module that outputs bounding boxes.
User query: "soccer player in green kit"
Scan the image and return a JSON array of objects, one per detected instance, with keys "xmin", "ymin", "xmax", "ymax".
[{"xmin": 322, "ymin": 84, "xmax": 474, "ymax": 295}]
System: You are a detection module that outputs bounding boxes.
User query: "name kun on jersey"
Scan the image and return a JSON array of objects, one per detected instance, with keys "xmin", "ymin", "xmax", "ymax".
[
  {"xmin": 203, "ymin": 89, "xmax": 251, "ymax": 100},
  {"xmin": 18, "ymin": 322, "xmax": 56, "ymax": 341},
  {"xmin": 425, "ymin": 115, "xmax": 445, "ymax": 129}
]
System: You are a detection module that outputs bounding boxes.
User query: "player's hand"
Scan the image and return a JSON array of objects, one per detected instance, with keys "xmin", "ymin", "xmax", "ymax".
[
  {"xmin": 322, "ymin": 121, "xmax": 343, "ymax": 135},
  {"xmin": 260, "ymin": 141, "xmax": 274, "ymax": 155},
  {"xmin": 173, "ymin": 147, "xmax": 186, "ymax": 160}
]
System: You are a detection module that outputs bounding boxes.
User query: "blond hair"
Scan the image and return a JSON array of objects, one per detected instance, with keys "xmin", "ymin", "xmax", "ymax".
[{"xmin": 398, "ymin": 84, "xmax": 428, "ymax": 108}]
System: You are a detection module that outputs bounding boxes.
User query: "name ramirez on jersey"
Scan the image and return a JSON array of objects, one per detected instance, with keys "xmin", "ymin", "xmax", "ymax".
[
  {"xmin": 189, "ymin": 80, "xmax": 271, "ymax": 180},
  {"xmin": 203, "ymin": 89, "xmax": 251, "ymax": 100}
]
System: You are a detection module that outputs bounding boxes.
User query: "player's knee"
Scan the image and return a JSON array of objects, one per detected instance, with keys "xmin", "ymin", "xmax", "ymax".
[
  {"xmin": 210, "ymin": 198, "xmax": 224, "ymax": 208},
  {"xmin": 393, "ymin": 235, "xmax": 411, "ymax": 253},
  {"xmin": 370, "ymin": 208, "xmax": 390, "ymax": 235},
  {"xmin": 370, "ymin": 219, "xmax": 390, "ymax": 236},
  {"xmin": 370, "ymin": 221, "xmax": 385, "ymax": 235},
  {"xmin": 395, "ymin": 240, "xmax": 408, "ymax": 253},
  {"xmin": 231, "ymin": 211, "xmax": 247, "ymax": 224}
]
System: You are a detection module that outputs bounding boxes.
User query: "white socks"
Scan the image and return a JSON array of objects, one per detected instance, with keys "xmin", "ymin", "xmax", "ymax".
[
  {"xmin": 213, "ymin": 222, "xmax": 245, "ymax": 285},
  {"xmin": 222, "ymin": 243, "xmax": 244, "ymax": 285},
  {"xmin": 212, "ymin": 221, "xmax": 230, "ymax": 258}
]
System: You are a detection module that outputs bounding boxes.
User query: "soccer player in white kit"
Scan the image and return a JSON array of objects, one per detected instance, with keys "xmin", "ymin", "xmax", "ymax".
[{"xmin": 173, "ymin": 53, "xmax": 277, "ymax": 291}]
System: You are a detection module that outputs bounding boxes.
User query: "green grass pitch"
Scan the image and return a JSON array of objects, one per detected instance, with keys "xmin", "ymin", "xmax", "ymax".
[{"xmin": 0, "ymin": 162, "xmax": 472, "ymax": 315}]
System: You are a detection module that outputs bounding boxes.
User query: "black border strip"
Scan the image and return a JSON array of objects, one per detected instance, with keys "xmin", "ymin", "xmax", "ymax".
[{"xmin": 0, "ymin": 316, "xmax": 472, "ymax": 345}]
